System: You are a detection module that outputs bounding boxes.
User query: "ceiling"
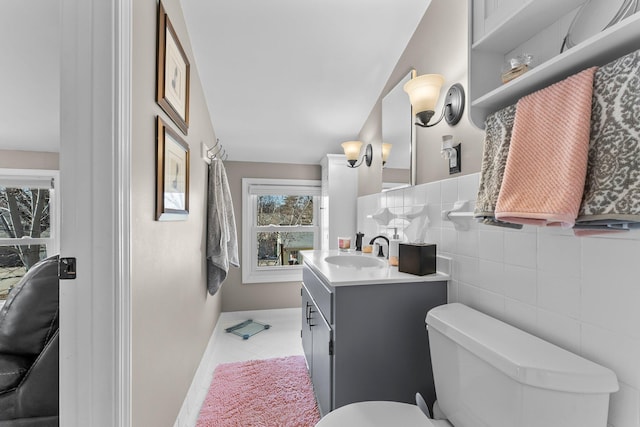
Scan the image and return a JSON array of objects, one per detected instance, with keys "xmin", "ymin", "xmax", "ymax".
[
  {"xmin": 2, "ymin": 0, "xmax": 429, "ymax": 165},
  {"xmin": 181, "ymin": 0, "xmax": 430, "ymax": 165}
]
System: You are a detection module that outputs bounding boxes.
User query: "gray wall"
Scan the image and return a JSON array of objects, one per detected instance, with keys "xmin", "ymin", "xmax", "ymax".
[
  {"xmin": 357, "ymin": 0, "xmax": 485, "ymax": 196},
  {"xmin": 221, "ymin": 160, "xmax": 321, "ymax": 312},
  {"xmin": 0, "ymin": 150, "xmax": 59, "ymax": 170},
  {"xmin": 131, "ymin": 0, "xmax": 221, "ymax": 425}
]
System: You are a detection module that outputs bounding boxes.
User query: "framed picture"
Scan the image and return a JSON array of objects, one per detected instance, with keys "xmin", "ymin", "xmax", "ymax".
[
  {"xmin": 156, "ymin": 117, "xmax": 190, "ymax": 221},
  {"xmin": 156, "ymin": 1, "xmax": 190, "ymax": 135}
]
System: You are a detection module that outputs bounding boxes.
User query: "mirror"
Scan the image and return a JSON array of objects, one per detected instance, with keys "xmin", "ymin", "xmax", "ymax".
[{"xmin": 382, "ymin": 71, "xmax": 414, "ymax": 187}]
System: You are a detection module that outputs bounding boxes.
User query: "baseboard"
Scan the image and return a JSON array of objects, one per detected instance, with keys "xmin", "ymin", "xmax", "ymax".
[{"xmin": 172, "ymin": 314, "xmax": 225, "ymax": 427}]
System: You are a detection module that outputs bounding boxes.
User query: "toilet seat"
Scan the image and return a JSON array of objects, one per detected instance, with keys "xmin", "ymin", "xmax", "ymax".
[{"xmin": 315, "ymin": 401, "xmax": 452, "ymax": 427}]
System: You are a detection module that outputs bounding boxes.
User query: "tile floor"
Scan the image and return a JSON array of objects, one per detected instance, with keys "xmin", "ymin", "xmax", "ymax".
[
  {"xmin": 184, "ymin": 308, "xmax": 304, "ymax": 427},
  {"xmin": 210, "ymin": 308, "xmax": 304, "ymax": 366}
]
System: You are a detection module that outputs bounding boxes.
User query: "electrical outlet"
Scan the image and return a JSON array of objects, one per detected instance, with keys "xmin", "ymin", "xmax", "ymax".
[{"xmin": 449, "ymin": 144, "xmax": 461, "ymax": 174}]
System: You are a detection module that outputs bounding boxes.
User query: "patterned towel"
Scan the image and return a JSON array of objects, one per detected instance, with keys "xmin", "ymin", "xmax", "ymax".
[
  {"xmin": 495, "ymin": 67, "xmax": 597, "ymax": 228},
  {"xmin": 574, "ymin": 49, "xmax": 640, "ymax": 235},
  {"xmin": 474, "ymin": 104, "xmax": 522, "ymax": 229}
]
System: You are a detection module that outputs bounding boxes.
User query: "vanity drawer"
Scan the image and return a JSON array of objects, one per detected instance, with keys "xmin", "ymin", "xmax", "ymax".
[{"xmin": 303, "ymin": 264, "xmax": 333, "ymax": 323}]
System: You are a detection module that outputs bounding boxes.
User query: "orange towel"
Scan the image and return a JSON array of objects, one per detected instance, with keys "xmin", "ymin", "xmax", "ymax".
[{"xmin": 495, "ymin": 67, "xmax": 597, "ymax": 228}]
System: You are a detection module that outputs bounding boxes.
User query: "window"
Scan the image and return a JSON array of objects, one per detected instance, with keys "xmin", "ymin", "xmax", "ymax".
[
  {"xmin": 242, "ymin": 178, "xmax": 321, "ymax": 283},
  {"xmin": 0, "ymin": 170, "xmax": 59, "ymax": 300}
]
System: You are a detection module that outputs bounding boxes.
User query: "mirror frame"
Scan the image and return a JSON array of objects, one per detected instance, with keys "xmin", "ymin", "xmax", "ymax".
[{"xmin": 382, "ymin": 69, "xmax": 416, "ymax": 186}]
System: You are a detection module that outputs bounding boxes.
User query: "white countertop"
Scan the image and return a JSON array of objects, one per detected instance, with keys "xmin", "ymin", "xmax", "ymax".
[{"xmin": 300, "ymin": 249, "xmax": 450, "ymax": 287}]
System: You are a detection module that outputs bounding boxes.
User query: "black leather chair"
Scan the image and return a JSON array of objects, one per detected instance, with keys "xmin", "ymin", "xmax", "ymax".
[{"xmin": 0, "ymin": 256, "xmax": 59, "ymax": 427}]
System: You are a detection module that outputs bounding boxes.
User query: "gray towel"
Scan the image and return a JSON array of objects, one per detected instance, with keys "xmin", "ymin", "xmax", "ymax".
[
  {"xmin": 474, "ymin": 104, "xmax": 523, "ymax": 229},
  {"xmin": 574, "ymin": 48, "xmax": 640, "ymax": 235},
  {"xmin": 207, "ymin": 159, "xmax": 239, "ymax": 295}
]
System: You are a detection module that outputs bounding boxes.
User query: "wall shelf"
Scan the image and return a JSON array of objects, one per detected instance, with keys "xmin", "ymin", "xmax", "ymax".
[
  {"xmin": 472, "ymin": 0, "xmax": 584, "ymax": 53},
  {"xmin": 469, "ymin": 1, "xmax": 640, "ymax": 128}
]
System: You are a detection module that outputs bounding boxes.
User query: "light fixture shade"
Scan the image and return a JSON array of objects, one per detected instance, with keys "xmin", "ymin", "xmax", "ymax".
[
  {"xmin": 341, "ymin": 140, "xmax": 363, "ymax": 161},
  {"xmin": 381, "ymin": 143, "xmax": 392, "ymax": 164},
  {"xmin": 403, "ymin": 74, "xmax": 444, "ymax": 114}
]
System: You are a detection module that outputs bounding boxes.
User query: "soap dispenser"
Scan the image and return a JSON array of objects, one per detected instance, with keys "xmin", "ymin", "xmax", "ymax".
[{"xmin": 389, "ymin": 228, "xmax": 401, "ymax": 266}]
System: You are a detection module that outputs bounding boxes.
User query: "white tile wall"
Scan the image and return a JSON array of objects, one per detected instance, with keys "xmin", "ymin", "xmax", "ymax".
[{"xmin": 357, "ymin": 172, "xmax": 640, "ymax": 427}]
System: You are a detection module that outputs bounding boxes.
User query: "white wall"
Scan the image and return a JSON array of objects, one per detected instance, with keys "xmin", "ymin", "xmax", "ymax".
[{"xmin": 358, "ymin": 174, "xmax": 640, "ymax": 427}]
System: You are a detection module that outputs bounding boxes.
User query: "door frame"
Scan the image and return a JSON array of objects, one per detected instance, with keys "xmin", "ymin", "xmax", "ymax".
[{"xmin": 59, "ymin": 0, "xmax": 131, "ymax": 425}]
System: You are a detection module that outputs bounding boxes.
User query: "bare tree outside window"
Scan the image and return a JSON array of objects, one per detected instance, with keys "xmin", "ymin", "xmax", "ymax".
[
  {"xmin": 256, "ymin": 195, "xmax": 314, "ymax": 266},
  {"xmin": 0, "ymin": 187, "xmax": 51, "ymax": 298}
]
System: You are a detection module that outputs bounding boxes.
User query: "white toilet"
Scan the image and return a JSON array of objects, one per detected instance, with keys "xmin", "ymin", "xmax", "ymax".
[{"xmin": 316, "ymin": 303, "xmax": 618, "ymax": 427}]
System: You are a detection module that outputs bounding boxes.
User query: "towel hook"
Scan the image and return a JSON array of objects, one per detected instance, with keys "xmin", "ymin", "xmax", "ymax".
[{"xmin": 207, "ymin": 139, "xmax": 228, "ymax": 161}]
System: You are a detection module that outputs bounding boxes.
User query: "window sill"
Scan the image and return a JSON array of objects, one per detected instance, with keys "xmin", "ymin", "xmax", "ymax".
[{"xmin": 243, "ymin": 267, "xmax": 303, "ymax": 284}]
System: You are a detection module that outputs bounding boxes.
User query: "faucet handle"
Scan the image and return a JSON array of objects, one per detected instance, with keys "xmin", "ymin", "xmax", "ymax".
[
  {"xmin": 355, "ymin": 232, "xmax": 364, "ymax": 251},
  {"xmin": 376, "ymin": 244, "xmax": 385, "ymax": 257}
]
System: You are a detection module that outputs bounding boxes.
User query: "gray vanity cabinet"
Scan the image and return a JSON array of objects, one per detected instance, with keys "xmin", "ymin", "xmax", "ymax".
[
  {"xmin": 301, "ymin": 284, "xmax": 332, "ymax": 416},
  {"xmin": 301, "ymin": 263, "xmax": 447, "ymax": 415}
]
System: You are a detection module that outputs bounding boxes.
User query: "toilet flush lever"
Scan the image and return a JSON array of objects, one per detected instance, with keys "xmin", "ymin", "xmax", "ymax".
[{"xmin": 415, "ymin": 393, "xmax": 431, "ymax": 418}]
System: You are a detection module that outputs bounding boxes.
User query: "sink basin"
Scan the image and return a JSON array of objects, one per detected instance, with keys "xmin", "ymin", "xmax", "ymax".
[{"xmin": 324, "ymin": 255, "xmax": 387, "ymax": 269}]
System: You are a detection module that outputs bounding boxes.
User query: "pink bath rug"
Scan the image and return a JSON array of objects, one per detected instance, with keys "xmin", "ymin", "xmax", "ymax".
[{"xmin": 196, "ymin": 355, "xmax": 321, "ymax": 427}]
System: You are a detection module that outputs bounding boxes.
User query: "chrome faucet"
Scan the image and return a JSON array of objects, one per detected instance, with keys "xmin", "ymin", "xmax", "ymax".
[{"xmin": 369, "ymin": 235, "xmax": 390, "ymax": 258}]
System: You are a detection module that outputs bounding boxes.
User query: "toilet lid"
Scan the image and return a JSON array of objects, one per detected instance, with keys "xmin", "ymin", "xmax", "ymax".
[{"xmin": 315, "ymin": 401, "xmax": 450, "ymax": 427}]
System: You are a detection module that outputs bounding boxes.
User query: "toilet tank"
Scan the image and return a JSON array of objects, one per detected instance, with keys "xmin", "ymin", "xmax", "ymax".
[{"xmin": 426, "ymin": 303, "xmax": 618, "ymax": 427}]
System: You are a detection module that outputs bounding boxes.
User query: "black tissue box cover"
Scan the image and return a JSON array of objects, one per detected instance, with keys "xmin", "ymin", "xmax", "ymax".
[{"xmin": 398, "ymin": 243, "xmax": 436, "ymax": 276}]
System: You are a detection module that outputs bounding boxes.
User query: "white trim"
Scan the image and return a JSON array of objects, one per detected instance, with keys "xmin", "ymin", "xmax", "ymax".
[
  {"xmin": 115, "ymin": 0, "xmax": 132, "ymax": 424},
  {"xmin": 0, "ymin": 172, "xmax": 56, "ymax": 189},
  {"xmin": 242, "ymin": 178, "xmax": 320, "ymax": 283},
  {"xmin": 0, "ymin": 168, "xmax": 59, "ymax": 178},
  {"xmin": 50, "ymin": 172, "xmax": 60, "ymax": 255},
  {"xmin": 0, "ymin": 238, "xmax": 52, "ymax": 246},
  {"xmin": 60, "ymin": 0, "xmax": 130, "ymax": 425}
]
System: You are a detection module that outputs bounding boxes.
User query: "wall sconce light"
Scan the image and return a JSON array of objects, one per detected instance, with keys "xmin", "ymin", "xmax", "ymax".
[
  {"xmin": 403, "ymin": 73, "xmax": 465, "ymax": 128},
  {"xmin": 441, "ymin": 135, "xmax": 461, "ymax": 174},
  {"xmin": 341, "ymin": 141, "xmax": 372, "ymax": 168},
  {"xmin": 381, "ymin": 143, "xmax": 392, "ymax": 167}
]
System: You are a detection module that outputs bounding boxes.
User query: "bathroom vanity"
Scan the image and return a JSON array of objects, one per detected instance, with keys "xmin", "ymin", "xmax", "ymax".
[{"xmin": 300, "ymin": 250, "xmax": 449, "ymax": 416}]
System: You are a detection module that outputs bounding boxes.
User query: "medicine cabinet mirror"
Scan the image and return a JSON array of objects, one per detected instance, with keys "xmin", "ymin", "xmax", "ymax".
[{"xmin": 382, "ymin": 71, "xmax": 415, "ymax": 187}]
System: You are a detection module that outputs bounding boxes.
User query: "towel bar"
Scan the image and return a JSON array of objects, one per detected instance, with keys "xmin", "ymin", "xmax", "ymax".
[{"xmin": 442, "ymin": 200, "xmax": 474, "ymax": 231}]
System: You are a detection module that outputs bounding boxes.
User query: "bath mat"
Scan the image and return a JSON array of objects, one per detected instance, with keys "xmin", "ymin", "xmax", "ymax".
[
  {"xmin": 225, "ymin": 319, "xmax": 270, "ymax": 340},
  {"xmin": 196, "ymin": 355, "xmax": 320, "ymax": 427}
]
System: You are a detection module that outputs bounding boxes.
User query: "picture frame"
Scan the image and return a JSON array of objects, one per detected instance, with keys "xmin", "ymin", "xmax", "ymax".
[
  {"xmin": 156, "ymin": 1, "xmax": 190, "ymax": 135},
  {"xmin": 156, "ymin": 117, "xmax": 190, "ymax": 221}
]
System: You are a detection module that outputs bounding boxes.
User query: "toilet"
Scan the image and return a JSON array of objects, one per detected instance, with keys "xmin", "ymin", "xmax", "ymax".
[{"xmin": 316, "ymin": 303, "xmax": 618, "ymax": 427}]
